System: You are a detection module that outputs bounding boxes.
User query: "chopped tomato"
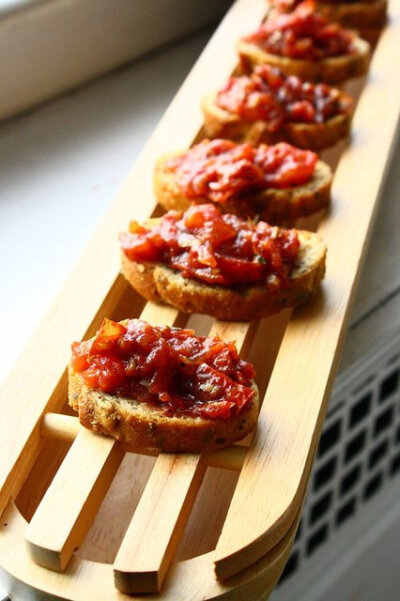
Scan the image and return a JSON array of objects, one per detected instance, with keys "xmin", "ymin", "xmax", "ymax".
[
  {"xmin": 71, "ymin": 319, "xmax": 256, "ymax": 420},
  {"xmin": 216, "ymin": 74, "xmax": 285, "ymax": 127},
  {"xmin": 192, "ymin": 364, "xmax": 255, "ymax": 418},
  {"xmin": 83, "ymin": 355, "xmax": 126, "ymax": 393},
  {"xmin": 214, "ymin": 254, "xmax": 265, "ymax": 284},
  {"xmin": 164, "ymin": 139, "xmax": 317, "ymax": 204},
  {"xmin": 119, "ymin": 231, "xmax": 163, "ymax": 262},
  {"xmin": 184, "ymin": 204, "xmax": 237, "ymax": 246},
  {"xmin": 216, "ymin": 64, "xmax": 346, "ymax": 126},
  {"xmin": 120, "ymin": 202, "xmax": 301, "ymax": 288},
  {"xmin": 257, "ymin": 143, "xmax": 316, "ymax": 188},
  {"xmin": 243, "ymin": 0, "xmax": 355, "ymax": 60},
  {"xmin": 90, "ymin": 318, "xmax": 127, "ymax": 354},
  {"xmin": 71, "ymin": 340, "xmax": 92, "ymax": 372},
  {"xmin": 166, "ymin": 140, "xmax": 267, "ymax": 204}
]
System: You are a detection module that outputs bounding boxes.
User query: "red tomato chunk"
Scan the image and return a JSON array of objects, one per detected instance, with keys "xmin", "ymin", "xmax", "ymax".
[
  {"xmin": 243, "ymin": 0, "xmax": 355, "ymax": 60},
  {"xmin": 164, "ymin": 139, "xmax": 317, "ymax": 203},
  {"xmin": 120, "ymin": 203, "xmax": 300, "ymax": 287},
  {"xmin": 216, "ymin": 65, "xmax": 352, "ymax": 125},
  {"xmin": 71, "ymin": 318, "xmax": 256, "ymax": 419}
]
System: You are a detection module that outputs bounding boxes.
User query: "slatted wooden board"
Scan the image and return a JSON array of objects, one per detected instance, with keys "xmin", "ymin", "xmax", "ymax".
[{"xmin": 1, "ymin": 0, "xmax": 400, "ymax": 599}]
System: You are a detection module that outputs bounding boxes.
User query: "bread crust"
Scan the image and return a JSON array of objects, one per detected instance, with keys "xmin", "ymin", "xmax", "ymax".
[
  {"xmin": 121, "ymin": 230, "xmax": 327, "ymax": 321},
  {"xmin": 69, "ymin": 368, "xmax": 260, "ymax": 453},
  {"xmin": 154, "ymin": 152, "xmax": 332, "ymax": 225},
  {"xmin": 202, "ymin": 91, "xmax": 353, "ymax": 151},
  {"xmin": 238, "ymin": 36, "xmax": 370, "ymax": 83},
  {"xmin": 313, "ymin": 0, "xmax": 387, "ymax": 28}
]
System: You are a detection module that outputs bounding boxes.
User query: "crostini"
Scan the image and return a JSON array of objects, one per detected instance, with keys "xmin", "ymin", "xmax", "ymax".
[
  {"xmin": 202, "ymin": 64, "xmax": 354, "ymax": 150},
  {"xmin": 239, "ymin": 0, "xmax": 370, "ymax": 83},
  {"xmin": 267, "ymin": 0, "xmax": 387, "ymax": 29},
  {"xmin": 154, "ymin": 139, "xmax": 332, "ymax": 225},
  {"xmin": 69, "ymin": 317, "xmax": 259, "ymax": 452},
  {"xmin": 120, "ymin": 203, "xmax": 327, "ymax": 321}
]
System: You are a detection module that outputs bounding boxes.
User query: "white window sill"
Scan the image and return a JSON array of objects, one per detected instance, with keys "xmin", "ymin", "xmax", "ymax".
[{"xmin": 0, "ymin": 0, "xmax": 231, "ymax": 120}]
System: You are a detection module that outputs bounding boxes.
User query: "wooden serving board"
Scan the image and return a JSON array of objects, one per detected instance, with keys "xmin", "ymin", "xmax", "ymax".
[{"xmin": 1, "ymin": 0, "xmax": 400, "ymax": 599}]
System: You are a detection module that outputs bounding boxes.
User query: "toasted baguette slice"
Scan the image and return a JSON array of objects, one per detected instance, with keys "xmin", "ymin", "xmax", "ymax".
[
  {"xmin": 121, "ymin": 229, "xmax": 326, "ymax": 321},
  {"xmin": 202, "ymin": 91, "xmax": 353, "ymax": 151},
  {"xmin": 154, "ymin": 152, "xmax": 332, "ymax": 225},
  {"xmin": 311, "ymin": 0, "xmax": 387, "ymax": 28},
  {"xmin": 69, "ymin": 369, "xmax": 259, "ymax": 453},
  {"xmin": 267, "ymin": 0, "xmax": 387, "ymax": 28},
  {"xmin": 238, "ymin": 36, "xmax": 370, "ymax": 83}
]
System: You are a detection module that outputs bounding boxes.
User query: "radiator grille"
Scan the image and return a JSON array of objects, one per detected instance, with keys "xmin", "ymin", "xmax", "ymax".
[{"xmin": 277, "ymin": 334, "xmax": 400, "ymax": 585}]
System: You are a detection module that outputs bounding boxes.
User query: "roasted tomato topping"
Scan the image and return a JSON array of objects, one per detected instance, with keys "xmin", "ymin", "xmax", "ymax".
[
  {"xmin": 273, "ymin": 0, "xmax": 300, "ymax": 10},
  {"xmin": 163, "ymin": 139, "xmax": 317, "ymax": 203},
  {"xmin": 120, "ymin": 203, "xmax": 300, "ymax": 287},
  {"xmin": 71, "ymin": 318, "xmax": 256, "ymax": 419},
  {"xmin": 243, "ymin": 0, "xmax": 355, "ymax": 60},
  {"xmin": 320, "ymin": 0, "xmax": 378, "ymax": 3},
  {"xmin": 272, "ymin": 0, "xmax": 377, "ymax": 10},
  {"xmin": 216, "ymin": 70, "xmax": 285, "ymax": 129},
  {"xmin": 216, "ymin": 64, "xmax": 352, "ymax": 125}
]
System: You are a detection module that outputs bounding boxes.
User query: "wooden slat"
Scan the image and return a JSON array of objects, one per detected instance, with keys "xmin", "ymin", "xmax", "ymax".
[
  {"xmin": 25, "ymin": 429, "xmax": 123, "ymax": 571},
  {"xmin": 41, "ymin": 413, "xmax": 81, "ymax": 441},
  {"xmin": 140, "ymin": 302, "xmax": 179, "ymax": 327},
  {"xmin": 113, "ymin": 300, "xmax": 204, "ymax": 592},
  {"xmin": 214, "ymin": 3, "xmax": 400, "ymax": 579},
  {"xmin": 113, "ymin": 319, "xmax": 256, "ymax": 593},
  {"xmin": 114, "ymin": 454, "xmax": 206, "ymax": 593}
]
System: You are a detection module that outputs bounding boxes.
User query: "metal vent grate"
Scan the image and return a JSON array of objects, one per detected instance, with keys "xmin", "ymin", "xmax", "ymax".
[{"xmin": 277, "ymin": 333, "xmax": 400, "ymax": 586}]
